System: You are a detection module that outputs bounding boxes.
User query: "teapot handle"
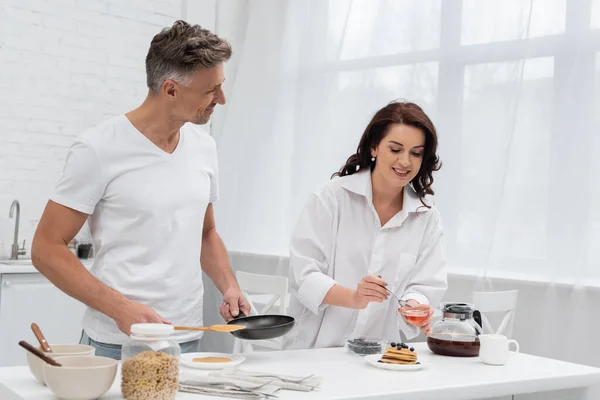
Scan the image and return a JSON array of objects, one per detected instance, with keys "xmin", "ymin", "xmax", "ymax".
[{"xmin": 473, "ymin": 310, "xmax": 483, "ymax": 333}]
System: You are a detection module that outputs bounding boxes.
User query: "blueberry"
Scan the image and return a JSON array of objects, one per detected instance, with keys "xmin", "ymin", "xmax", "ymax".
[
  {"xmin": 416, "ymin": 362, "xmax": 420, "ymax": 365},
  {"xmin": 409, "ymin": 347, "xmax": 415, "ymax": 352},
  {"xmin": 391, "ymin": 342, "xmax": 397, "ymax": 347},
  {"xmin": 377, "ymin": 360, "xmax": 383, "ymax": 363},
  {"xmin": 402, "ymin": 343, "xmax": 409, "ymax": 349}
]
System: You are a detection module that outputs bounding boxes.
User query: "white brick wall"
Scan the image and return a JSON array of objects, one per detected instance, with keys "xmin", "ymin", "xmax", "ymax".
[{"xmin": 0, "ymin": 0, "xmax": 185, "ymax": 258}]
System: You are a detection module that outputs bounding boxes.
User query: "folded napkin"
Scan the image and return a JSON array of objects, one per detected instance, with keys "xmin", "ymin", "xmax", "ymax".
[
  {"xmin": 179, "ymin": 373, "xmax": 281, "ymax": 399},
  {"xmin": 209, "ymin": 367, "xmax": 322, "ymax": 392}
]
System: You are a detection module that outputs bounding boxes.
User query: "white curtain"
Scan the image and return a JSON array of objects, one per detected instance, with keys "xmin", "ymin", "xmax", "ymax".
[
  {"xmin": 213, "ymin": 0, "xmax": 600, "ymax": 278},
  {"xmin": 206, "ymin": 0, "xmax": 600, "ymax": 380}
]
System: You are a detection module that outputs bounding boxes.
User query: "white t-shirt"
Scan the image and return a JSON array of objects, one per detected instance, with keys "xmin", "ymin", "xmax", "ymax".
[{"xmin": 51, "ymin": 115, "xmax": 218, "ymax": 345}]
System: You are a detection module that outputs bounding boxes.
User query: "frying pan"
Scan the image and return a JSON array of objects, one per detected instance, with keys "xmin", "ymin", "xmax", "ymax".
[{"xmin": 227, "ymin": 312, "xmax": 295, "ymax": 340}]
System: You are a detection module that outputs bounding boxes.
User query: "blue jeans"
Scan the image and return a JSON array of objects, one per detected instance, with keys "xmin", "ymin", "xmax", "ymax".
[{"xmin": 79, "ymin": 331, "xmax": 202, "ymax": 360}]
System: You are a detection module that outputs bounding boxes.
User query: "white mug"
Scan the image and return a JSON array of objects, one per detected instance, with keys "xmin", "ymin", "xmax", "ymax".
[{"xmin": 478, "ymin": 334, "xmax": 519, "ymax": 366}]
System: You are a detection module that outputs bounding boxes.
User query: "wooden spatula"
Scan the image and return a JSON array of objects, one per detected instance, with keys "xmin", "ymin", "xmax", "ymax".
[
  {"xmin": 31, "ymin": 323, "xmax": 52, "ymax": 353},
  {"xmin": 19, "ymin": 340, "xmax": 61, "ymax": 366},
  {"xmin": 174, "ymin": 324, "xmax": 246, "ymax": 333}
]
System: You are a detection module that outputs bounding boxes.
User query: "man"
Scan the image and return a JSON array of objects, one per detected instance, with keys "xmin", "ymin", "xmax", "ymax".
[{"xmin": 31, "ymin": 20, "xmax": 249, "ymax": 359}]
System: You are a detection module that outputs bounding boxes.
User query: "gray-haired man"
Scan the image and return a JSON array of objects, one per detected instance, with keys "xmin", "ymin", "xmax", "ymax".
[{"xmin": 32, "ymin": 21, "xmax": 249, "ymax": 359}]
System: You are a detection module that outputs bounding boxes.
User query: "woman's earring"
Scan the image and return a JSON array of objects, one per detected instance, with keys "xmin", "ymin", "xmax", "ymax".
[{"xmin": 371, "ymin": 156, "xmax": 376, "ymax": 162}]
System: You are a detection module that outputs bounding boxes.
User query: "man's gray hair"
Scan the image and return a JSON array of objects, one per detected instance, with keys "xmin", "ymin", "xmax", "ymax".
[{"xmin": 145, "ymin": 20, "xmax": 232, "ymax": 93}]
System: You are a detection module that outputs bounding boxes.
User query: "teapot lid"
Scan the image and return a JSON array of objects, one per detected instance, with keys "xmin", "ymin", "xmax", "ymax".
[{"xmin": 441, "ymin": 303, "xmax": 475, "ymax": 314}]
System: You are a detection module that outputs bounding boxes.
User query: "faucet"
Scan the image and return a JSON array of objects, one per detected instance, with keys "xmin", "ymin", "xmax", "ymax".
[{"xmin": 9, "ymin": 200, "xmax": 26, "ymax": 260}]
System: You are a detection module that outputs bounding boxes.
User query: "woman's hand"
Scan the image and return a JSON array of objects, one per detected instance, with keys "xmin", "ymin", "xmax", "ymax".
[
  {"xmin": 399, "ymin": 300, "xmax": 434, "ymax": 336},
  {"xmin": 352, "ymin": 275, "xmax": 389, "ymax": 309}
]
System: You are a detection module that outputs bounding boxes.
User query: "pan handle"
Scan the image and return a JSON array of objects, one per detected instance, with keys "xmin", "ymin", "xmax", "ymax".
[{"xmin": 232, "ymin": 311, "xmax": 247, "ymax": 320}]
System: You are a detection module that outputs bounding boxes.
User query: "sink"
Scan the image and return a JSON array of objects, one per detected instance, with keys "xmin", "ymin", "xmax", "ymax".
[{"xmin": 0, "ymin": 259, "xmax": 34, "ymax": 266}]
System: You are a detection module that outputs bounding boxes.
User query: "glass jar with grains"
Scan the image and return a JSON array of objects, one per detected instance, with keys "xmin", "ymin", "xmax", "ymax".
[{"xmin": 121, "ymin": 323, "xmax": 181, "ymax": 400}]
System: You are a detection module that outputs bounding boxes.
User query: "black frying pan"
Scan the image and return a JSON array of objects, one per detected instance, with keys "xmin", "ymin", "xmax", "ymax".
[{"xmin": 227, "ymin": 312, "xmax": 295, "ymax": 340}]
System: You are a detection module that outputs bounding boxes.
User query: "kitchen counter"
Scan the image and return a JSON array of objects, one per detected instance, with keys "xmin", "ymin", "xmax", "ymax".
[
  {"xmin": 0, "ymin": 259, "xmax": 94, "ymax": 367},
  {"xmin": 1, "ymin": 343, "xmax": 599, "ymax": 400},
  {"xmin": 0, "ymin": 264, "xmax": 42, "ymax": 274},
  {"xmin": 0, "ymin": 259, "xmax": 94, "ymax": 274}
]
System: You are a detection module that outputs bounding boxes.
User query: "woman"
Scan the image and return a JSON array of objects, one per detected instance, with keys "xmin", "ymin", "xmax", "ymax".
[{"xmin": 285, "ymin": 101, "xmax": 447, "ymax": 350}]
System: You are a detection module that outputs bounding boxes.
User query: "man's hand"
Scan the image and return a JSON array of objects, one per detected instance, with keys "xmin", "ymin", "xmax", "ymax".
[
  {"xmin": 114, "ymin": 300, "xmax": 171, "ymax": 335},
  {"xmin": 219, "ymin": 287, "xmax": 251, "ymax": 321}
]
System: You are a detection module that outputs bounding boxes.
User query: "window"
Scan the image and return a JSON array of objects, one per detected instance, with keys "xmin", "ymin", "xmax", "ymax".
[
  {"xmin": 461, "ymin": 0, "xmax": 566, "ymax": 45},
  {"xmin": 328, "ymin": 0, "xmax": 441, "ymax": 60},
  {"xmin": 592, "ymin": 0, "xmax": 600, "ymax": 29},
  {"xmin": 589, "ymin": 52, "xmax": 600, "ymax": 266},
  {"xmin": 217, "ymin": 0, "xmax": 600, "ymax": 280},
  {"xmin": 314, "ymin": 0, "xmax": 600, "ymax": 277},
  {"xmin": 461, "ymin": 57, "xmax": 553, "ymax": 262}
]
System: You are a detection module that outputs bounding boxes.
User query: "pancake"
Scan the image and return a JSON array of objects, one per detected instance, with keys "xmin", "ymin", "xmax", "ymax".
[
  {"xmin": 378, "ymin": 343, "xmax": 418, "ymax": 365},
  {"xmin": 380, "ymin": 358, "xmax": 417, "ymax": 365}
]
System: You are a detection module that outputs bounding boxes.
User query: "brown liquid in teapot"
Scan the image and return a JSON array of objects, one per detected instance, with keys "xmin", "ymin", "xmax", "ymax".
[{"xmin": 427, "ymin": 333, "xmax": 480, "ymax": 357}]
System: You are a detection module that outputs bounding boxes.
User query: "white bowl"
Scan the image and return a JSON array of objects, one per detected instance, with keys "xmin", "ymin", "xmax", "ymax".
[
  {"xmin": 27, "ymin": 344, "xmax": 95, "ymax": 385},
  {"xmin": 43, "ymin": 356, "xmax": 118, "ymax": 400}
]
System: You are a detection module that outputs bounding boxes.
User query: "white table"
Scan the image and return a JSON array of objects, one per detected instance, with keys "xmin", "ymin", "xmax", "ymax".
[{"xmin": 1, "ymin": 343, "xmax": 599, "ymax": 400}]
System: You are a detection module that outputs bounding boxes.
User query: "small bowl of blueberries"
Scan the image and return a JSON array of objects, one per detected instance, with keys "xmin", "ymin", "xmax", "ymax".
[{"xmin": 345, "ymin": 337, "xmax": 388, "ymax": 356}]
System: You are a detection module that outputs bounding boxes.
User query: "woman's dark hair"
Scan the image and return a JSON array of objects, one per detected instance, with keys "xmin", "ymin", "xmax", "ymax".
[{"xmin": 332, "ymin": 101, "xmax": 441, "ymax": 206}]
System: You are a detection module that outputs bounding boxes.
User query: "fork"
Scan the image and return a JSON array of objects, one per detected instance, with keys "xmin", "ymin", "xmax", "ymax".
[
  {"xmin": 212, "ymin": 382, "xmax": 279, "ymax": 399},
  {"xmin": 237, "ymin": 372, "xmax": 316, "ymax": 383},
  {"xmin": 181, "ymin": 379, "xmax": 277, "ymax": 397}
]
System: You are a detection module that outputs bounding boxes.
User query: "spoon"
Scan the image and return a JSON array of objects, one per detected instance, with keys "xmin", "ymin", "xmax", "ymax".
[
  {"xmin": 380, "ymin": 286, "xmax": 406, "ymax": 306},
  {"xmin": 31, "ymin": 323, "xmax": 52, "ymax": 353},
  {"xmin": 19, "ymin": 340, "xmax": 61, "ymax": 367},
  {"xmin": 368, "ymin": 272, "xmax": 408, "ymax": 307},
  {"xmin": 174, "ymin": 324, "xmax": 246, "ymax": 333}
]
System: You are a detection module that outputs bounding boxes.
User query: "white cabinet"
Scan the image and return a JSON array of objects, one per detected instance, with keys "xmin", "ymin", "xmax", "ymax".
[{"xmin": 0, "ymin": 273, "xmax": 86, "ymax": 367}]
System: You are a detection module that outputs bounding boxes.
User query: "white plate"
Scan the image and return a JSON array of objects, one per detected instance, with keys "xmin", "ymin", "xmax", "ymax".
[
  {"xmin": 180, "ymin": 352, "xmax": 245, "ymax": 370},
  {"xmin": 364, "ymin": 354, "xmax": 426, "ymax": 371}
]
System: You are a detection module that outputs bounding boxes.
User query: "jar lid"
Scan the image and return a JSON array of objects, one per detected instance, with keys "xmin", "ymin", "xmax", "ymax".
[{"xmin": 130, "ymin": 323, "xmax": 174, "ymax": 337}]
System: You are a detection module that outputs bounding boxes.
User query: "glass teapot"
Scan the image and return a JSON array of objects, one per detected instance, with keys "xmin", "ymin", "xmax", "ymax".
[{"xmin": 427, "ymin": 302, "xmax": 483, "ymax": 357}]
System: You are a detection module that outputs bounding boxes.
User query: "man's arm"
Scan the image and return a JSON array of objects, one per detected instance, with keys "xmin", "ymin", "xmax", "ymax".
[
  {"xmin": 32, "ymin": 201, "xmax": 169, "ymax": 335},
  {"xmin": 200, "ymin": 204, "xmax": 238, "ymax": 293},
  {"xmin": 32, "ymin": 201, "xmax": 126, "ymax": 317},
  {"xmin": 201, "ymin": 204, "xmax": 249, "ymax": 320}
]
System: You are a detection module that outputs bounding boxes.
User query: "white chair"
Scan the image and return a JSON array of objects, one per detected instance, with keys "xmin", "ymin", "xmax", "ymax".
[
  {"xmin": 472, "ymin": 290, "xmax": 519, "ymax": 338},
  {"xmin": 233, "ymin": 271, "xmax": 290, "ymax": 354}
]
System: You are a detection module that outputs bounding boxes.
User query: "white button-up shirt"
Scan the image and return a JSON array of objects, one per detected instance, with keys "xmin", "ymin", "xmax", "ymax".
[{"xmin": 284, "ymin": 170, "xmax": 447, "ymax": 349}]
